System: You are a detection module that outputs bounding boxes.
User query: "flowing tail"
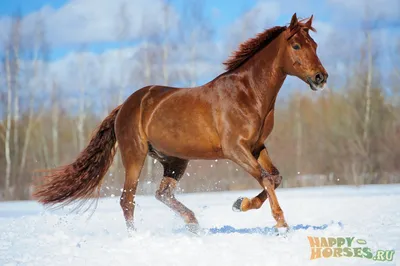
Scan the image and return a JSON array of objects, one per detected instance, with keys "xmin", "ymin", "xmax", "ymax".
[{"xmin": 33, "ymin": 105, "xmax": 122, "ymax": 208}]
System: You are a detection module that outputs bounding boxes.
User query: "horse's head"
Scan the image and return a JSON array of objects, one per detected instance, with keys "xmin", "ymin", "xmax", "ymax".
[{"xmin": 281, "ymin": 13, "xmax": 328, "ymax": 91}]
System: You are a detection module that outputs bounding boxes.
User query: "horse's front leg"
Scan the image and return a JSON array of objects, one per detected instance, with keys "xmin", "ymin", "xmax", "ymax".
[
  {"xmin": 233, "ymin": 147, "xmax": 282, "ymax": 212},
  {"xmin": 228, "ymin": 142, "xmax": 288, "ymax": 229}
]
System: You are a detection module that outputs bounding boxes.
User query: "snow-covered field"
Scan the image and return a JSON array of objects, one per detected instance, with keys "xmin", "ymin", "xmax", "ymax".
[{"xmin": 1, "ymin": 185, "xmax": 399, "ymax": 266}]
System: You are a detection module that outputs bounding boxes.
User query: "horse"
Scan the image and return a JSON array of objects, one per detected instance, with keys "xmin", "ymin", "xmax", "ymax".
[{"xmin": 33, "ymin": 13, "xmax": 328, "ymax": 235}]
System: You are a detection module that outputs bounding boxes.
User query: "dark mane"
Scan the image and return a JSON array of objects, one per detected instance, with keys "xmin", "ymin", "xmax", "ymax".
[
  {"xmin": 223, "ymin": 18, "xmax": 316, "ymax": 72},
  {"xmin": 223, "ymin": 26, "xmax": 287, "ymax": 72}
]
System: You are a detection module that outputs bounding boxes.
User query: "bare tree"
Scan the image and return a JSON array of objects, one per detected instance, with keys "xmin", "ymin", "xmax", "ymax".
[
  {"xmin": 4, "ymin": 47, "xmax": 13, "ymax": 195},
  {"xmin": 77, "ymin": 46, "xmax": 87, "ymax": 152},
  {"xmin": 181, "ymin": 1, "xmax": 213, "ymax": 87},
  {"xmin": 14, "ymin": 15, "xmax": 48, "ymax": 198},
  {"xmin": 362, "ymin": 30, "xmax": 373, "ymax": 174},
  {"xmin": 116, "ymin": 2, "xmax": 130, "ymax": 105},
  {"xmin": 11, "ymin": 15, "xmax": 21, "ymax": 176},
  {"xmin": 295, "ymin": 92, "xmax": 303, "ymax": 173},
  {"xmin": 162, "ymin": 0, "xmax": 171, "ymax": 86},
  {"xmin": 3, "ymin": 14, "xmax": 23, "ymax": 198},
  {"xmin": 51, "ymin": 80, "xmax": 59, "ymax": 166},
  {"xmin": 18, "ymin": 79, "xmax": 39, "ymax": 188},
  {"xmin": 142, "ymin": 39, "xmax": 154, "ymax": 86}
]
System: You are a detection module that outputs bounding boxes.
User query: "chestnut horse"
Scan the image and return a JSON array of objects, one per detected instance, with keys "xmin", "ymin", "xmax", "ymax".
[{"xmin": 34, "ymin": 13, "xmax": 328, "ymax": 234}]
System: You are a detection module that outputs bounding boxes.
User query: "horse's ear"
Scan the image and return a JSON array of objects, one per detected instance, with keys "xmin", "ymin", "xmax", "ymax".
[
  {"xmin": 305, "ymin": 15, "xmax": 314, "ymax": 28},
  {"xmin": 289, "ymin": 13, "xmax": 298, "ymax": 29}
]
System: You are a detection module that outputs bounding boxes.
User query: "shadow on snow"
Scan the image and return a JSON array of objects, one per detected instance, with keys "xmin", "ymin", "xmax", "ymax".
[{"xmin": 174, "ymin": 221, "xmax": 343, "ymax": 235}]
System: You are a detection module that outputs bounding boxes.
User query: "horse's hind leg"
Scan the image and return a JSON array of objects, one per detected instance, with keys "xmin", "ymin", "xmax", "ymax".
[
  {"xmin": 155, "ymin": 157, "xmax": 199, "ymax": 232},
  {"xmin": 118, "ymin": 142, "xmax": 147, "ymax": 234},
  {"xmin": 116, "ymin": 108, "xmax": 148, "ymax": 234}
]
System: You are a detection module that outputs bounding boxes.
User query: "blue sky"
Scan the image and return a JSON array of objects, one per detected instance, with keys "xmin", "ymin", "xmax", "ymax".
[
  {"xmin": 0, "ymin": 0, "xmax": 64, "ymax": 16},
  {"xmin": 0, "ymin": 0, "xmax": 398, "ymax": 54},
  {"xmin": 0, "ymin": 0, "xmax": 257, "ymax": 58},
  {"xmin": 0, "ymin": 0, "xmax": 338, "ymax": 60},
  {"xmin": 0, "ymin": 0, "xmax": 398, "ymax": 100},
  {"xmin": 0, "ymin": 0, "xmax": 283, "ymax": 27},
  {"xmin": 0, "ymin": 1, "xmax": 247, "ymax": 58}
]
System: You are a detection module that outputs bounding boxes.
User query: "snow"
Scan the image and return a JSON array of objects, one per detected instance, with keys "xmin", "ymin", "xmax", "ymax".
[{"xmin": 1, "ymin": 185, "xmax": 399, "ymax": 266}]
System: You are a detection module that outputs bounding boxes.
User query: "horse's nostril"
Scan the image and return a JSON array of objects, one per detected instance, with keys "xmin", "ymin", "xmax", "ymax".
[{"xmin": 315, "ymin": 73, "xmax": 324, "ymax": 84}]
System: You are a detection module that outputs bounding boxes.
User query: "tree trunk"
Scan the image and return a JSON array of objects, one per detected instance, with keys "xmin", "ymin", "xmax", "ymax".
[
  {"xmin": 295, "ymin": 93, "xmax": 302, "ymax": 173},
  {"xmin": 51, "ymin": 80, "xmax": 59, "ymax": 166},
  {"xmin": 4, "ymin": 49, "xmax": 13, "ymax": 196},
  {"xmin": 77, "ymin": 54, "xmax": 86, "ymax": 152},
  {"xmin": 362, "ymin": 31, "xmax": 372, "ymax": 176},
  {"xmin": 162, "ymin": 1, "xmax": 170, "ymax": 86},
  {"xmin": 12, "ymin": 16, "xmax": 21, "ymax": 183},
  {"xmin": 18, "ymin": 86, "xmax": 36, "ymax": 182}
]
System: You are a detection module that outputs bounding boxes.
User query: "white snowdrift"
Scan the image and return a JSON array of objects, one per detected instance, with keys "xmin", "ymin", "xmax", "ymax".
[{"xmin": 1, "ymin": 185, "xmax": 399, "ymax": 266}]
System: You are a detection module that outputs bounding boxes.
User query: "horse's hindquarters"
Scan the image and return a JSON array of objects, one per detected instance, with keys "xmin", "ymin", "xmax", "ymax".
[{"xmin": 142, "ymin": 87, "xmax": 222, "ymax": 160}]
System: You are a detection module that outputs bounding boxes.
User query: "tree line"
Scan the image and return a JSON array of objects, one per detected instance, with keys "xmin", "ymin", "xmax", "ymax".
[{"xmin": 1, "ymin": 6, "xmax": 399, "ymax": 201}]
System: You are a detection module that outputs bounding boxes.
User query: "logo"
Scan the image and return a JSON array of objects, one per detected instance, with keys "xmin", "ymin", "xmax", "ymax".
[{"xmin": 307, "ymin": 236, "xmax": 395, "ymax": 262}]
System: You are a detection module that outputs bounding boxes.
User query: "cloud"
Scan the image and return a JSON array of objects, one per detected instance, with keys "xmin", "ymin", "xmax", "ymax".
[
  {"xmin": 0, "ymin": 0, "xmax": 223, "ymax": 111},
  {"xmin": 0, "ymin": 0, "xmax": 179, "ymax": 47},
  {"xmin": 3, "ymin": 0, "xmax": 398, "ymax": 109},
  {"xmin": 225, "ymin": 1, "xmax": 281, "ymax": 52},
  {"xmin": 235, "ymin": 0, "xmax": 281, "ymax": 28},
  {"xmin": 49, "ymin": 47, "xmax": 140, "ymax": 91},
  {"xmin": 328, "ymin": 0, "xmax": 400, "ymax": 24},
  {"xmin": 38, "ymin": 39, "xmax": 222, "ymax": 107}
]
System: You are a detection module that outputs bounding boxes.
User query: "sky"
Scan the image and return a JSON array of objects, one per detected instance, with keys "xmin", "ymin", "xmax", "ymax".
[
  {"xmin": 0, "ymin": 0, "xmax": 398, "ymax": 110},
  {"xmin": 0, "ymin": 0, "xmax": 338, "ymax": 59},
  {"xmin": 2, "ymin": 0, "xmax": 397, "ymax": 58}
]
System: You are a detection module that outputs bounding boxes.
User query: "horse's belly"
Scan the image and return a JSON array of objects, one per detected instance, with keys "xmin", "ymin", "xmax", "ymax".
[
  {"xmin": 149, "ymin": 137, "xmax": 222, "ymax": 160},
  {"xmin": 146, "ymin": 113, "xmax": 222, "ymax": 160}
]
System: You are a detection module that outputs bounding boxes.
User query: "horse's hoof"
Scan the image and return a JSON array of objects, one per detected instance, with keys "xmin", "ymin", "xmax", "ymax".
[
  {"xmin": 232, "ymin": 197, "xmax": 244, "ymax": 212},
  {"xmin": 185, "ymin": 223, "xmax": 202, "ymax": 236},
  {"xmin": 274, "ymin": 225, "xmax": 289, "ymax": 237},
  {"xmin": 127, "ymin": 227, "xmax": 136, "ymax": 238}
]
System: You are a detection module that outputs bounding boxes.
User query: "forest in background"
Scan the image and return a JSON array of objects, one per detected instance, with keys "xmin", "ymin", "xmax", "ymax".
[{"xmin": 0, "ymin": 2, "xmax": 399, "ymax": 201}]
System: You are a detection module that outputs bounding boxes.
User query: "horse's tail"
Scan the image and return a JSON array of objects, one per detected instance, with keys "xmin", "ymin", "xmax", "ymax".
[{"xmin": 33, "ymin": 105, "xmax": 122, "ymax": 208}]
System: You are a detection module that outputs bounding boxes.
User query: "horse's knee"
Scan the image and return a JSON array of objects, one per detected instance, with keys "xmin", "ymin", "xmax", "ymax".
[
  {"xmin": 155, "ymin": 187, "xmax": 173, "ymax": 203},
  {"xmin": 156, "ymin": 177, "xmax": 176, "ymax": 202},
  {"xmin": 274, "ymin": 175, "xmax": 282, "ymax": 188},
  {"xmin": 271, "ymin": 166, "xmax": 280, "ymax": 176}
]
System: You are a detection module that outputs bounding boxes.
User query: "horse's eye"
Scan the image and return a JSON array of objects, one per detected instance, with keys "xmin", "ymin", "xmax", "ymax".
[{"xmin": 292, "ymin": 43, "xmax": 301, "ymax": 50}]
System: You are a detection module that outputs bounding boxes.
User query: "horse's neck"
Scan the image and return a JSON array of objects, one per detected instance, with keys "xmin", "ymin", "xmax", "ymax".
[{"xmin": 237, "ymin": 34, "xmax": 286, "ymax": 116}]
